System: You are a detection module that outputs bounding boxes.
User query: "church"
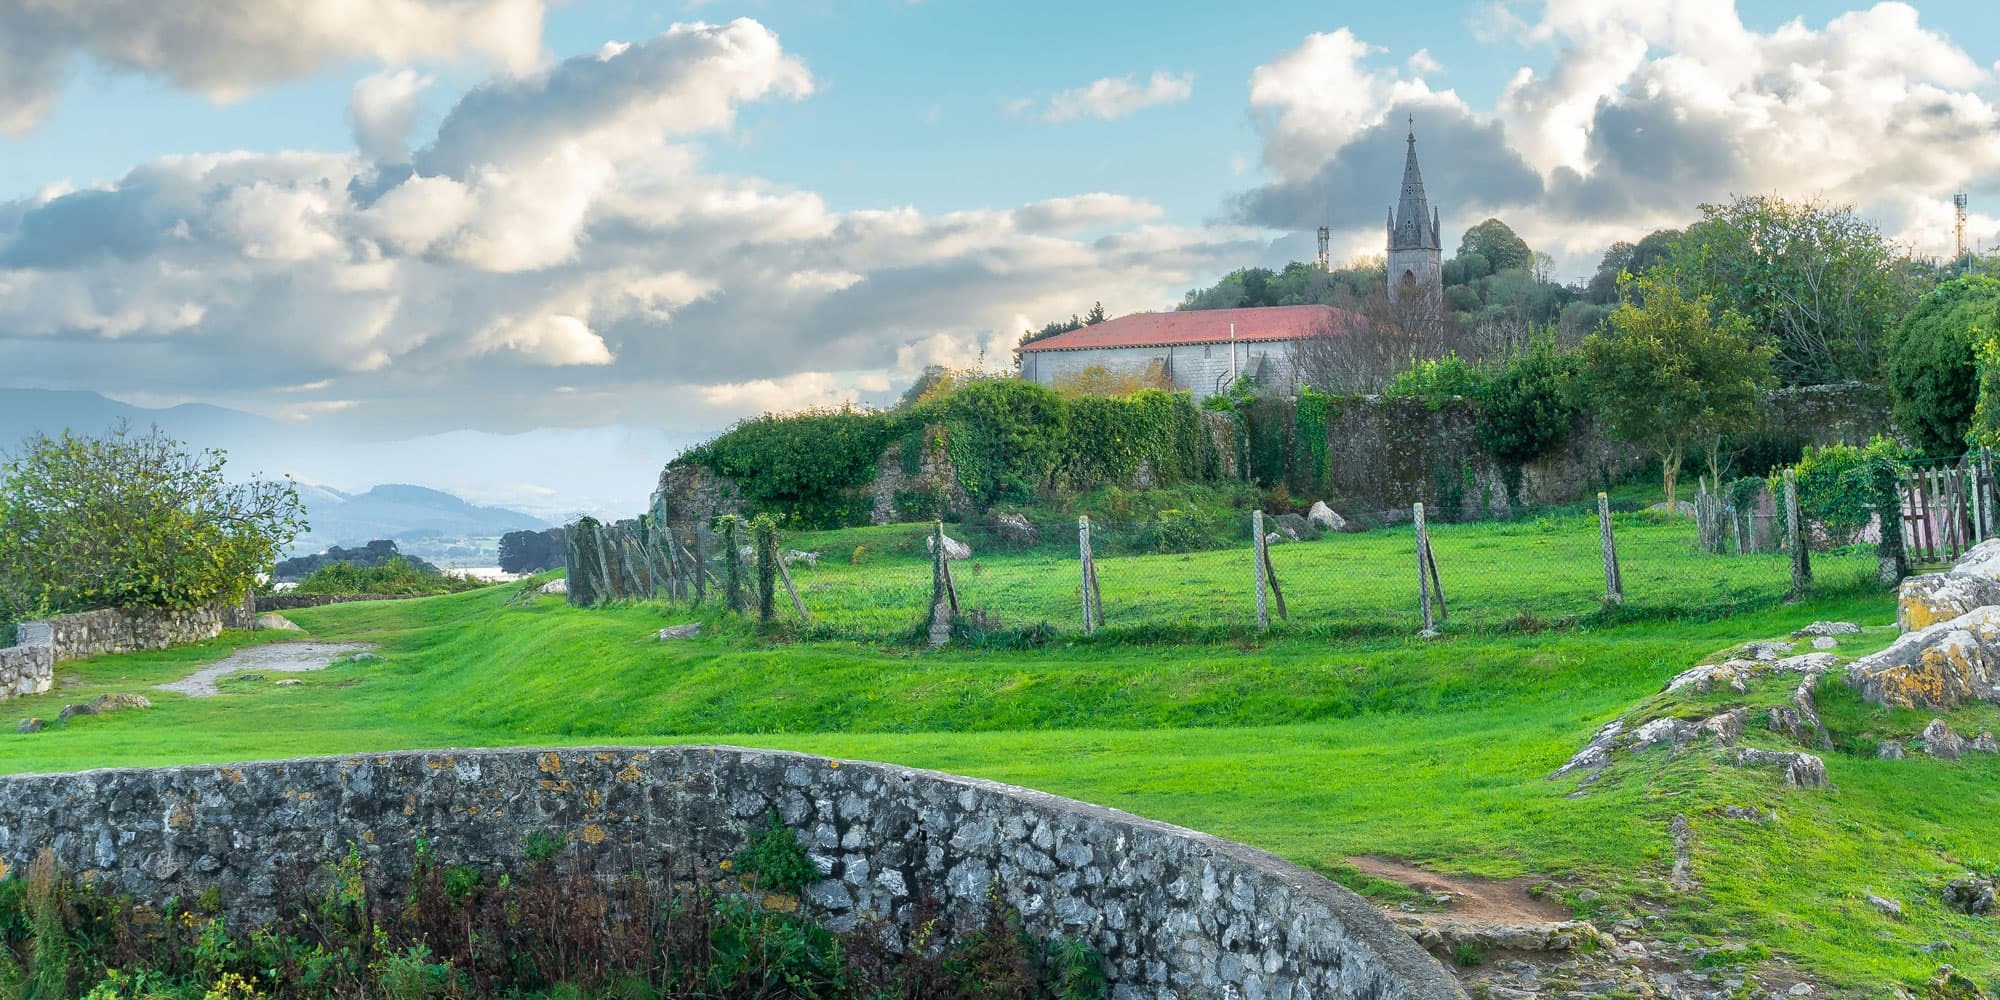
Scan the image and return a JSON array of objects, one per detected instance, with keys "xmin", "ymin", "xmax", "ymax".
[{"xmin": 1016, "ymin": 125, "xmax": 1437, "ymax": 397}]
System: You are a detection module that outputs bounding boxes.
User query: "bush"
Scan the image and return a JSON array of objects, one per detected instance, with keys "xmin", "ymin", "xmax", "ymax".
[
  {"xmin": 1141, "ymin": 508, "xmax": 1214, "ymax": 553},
  {"xmin": 292, "ymin": 557, "xmax": 484, "ymax": 597},
  {"xmin": 1477, "ymin": 337, "xmax": 1579, "ymax": 467},
  {"xmin": 1385, "ymin": 353, "xmax": 1488, "ymax": 410},
  {"xmin": 678, "ymin": 406, "xmax": 905, "ymax": 528},
  {"xmin": 1793, "ymin": 437, "xmax": 1913, "ymax": 543},
  {"xmin": 1884, "ymin": 276, "xmax": 2000, "ymax": 456},
  {"xmin": 0, "ymin": 425, "xmax": 304, "ymax": 620}
]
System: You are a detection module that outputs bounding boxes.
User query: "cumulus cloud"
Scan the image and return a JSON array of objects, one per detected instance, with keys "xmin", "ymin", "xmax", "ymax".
[
  {"xmin": 1236, "ymin": 2, "xmax": 2000, "ymax": 271},
  {"xmin": 0, "ymin": 18, "xmax": 1252, "ymax": 435},
  {"xmin": 1032, "ymin": 70, "xmax": 1194, "ymax": 123},
  {"xmin": 349, "ymin": 70, "xmax": 434, "ymax": 164},
  {"xmin": 0, "ymin": 0, "xmax": 545, "ymax": 132}
]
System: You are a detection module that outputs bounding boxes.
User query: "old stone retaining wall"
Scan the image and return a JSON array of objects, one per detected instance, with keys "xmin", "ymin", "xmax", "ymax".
[
  {"xmin": 0, "ymin": 746, "xmax": 1462, "ymax": 1000},
  {"xmin": 254, "ymin": 593, "xmax": 420, "ymax": 612},
  {"xmin": 0, "ymin": 596, "xmax": 255, "ymax": 702}
]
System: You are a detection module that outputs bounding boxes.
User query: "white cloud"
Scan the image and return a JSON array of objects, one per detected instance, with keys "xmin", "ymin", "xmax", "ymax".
[
  {"xmin": 482, "ymin": 314, "xmax": 614, "ymax": 366},
  {"xmin": 1036, "ymin": 70, "xmax": 1194, "ymax": 123},
  {"xmin": 1249, "ymin": 28, "xmax": 1468, "ymax": 181},
  {"xmin": 1013, "ymin": 193, "xmax": 1163, "ymax": 234},
  {"xmin": 1407, "ymin": 49, "xmax": 1443, "ymax": 74},
  {"xmin": 349, "ymin": 70, "xmax": 434, "ymax": 164},
  {"xmin": 0, "ymin": 0, "xmax": 545, "ymax": 132}
]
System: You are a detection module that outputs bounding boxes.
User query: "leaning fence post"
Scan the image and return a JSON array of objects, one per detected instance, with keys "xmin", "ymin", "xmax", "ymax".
[
  {"xmin": 1252, "ymin": 510, "xmax": 1270, "ymax": 631},
  {"xmin": 1078, "ymin": 516, "xmax": 1097, "ymax": 634},
  {"xmin": 1413, "ymin": 503, "xmax": 1435, "ymax": 634},
  {"xmin": 1784, "ymin": 469, "xmax": 1811, "ymax": 600},
  {"xmin": 1597, "ymin": 492, "xmax": 1624, "ymax": 605},
  {"xmin": 1983, "ymin": 448, "xmax": 1995, "ymax": 541},
  {"xmin": 927, "ymin": 520, "xmax": 957, "ymax": 648}
]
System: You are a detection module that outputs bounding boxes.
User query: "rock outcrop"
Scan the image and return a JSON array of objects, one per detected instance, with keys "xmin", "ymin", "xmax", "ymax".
[
  {"xmin": 1848, "ymin": 606, "xmax": 2000, "ymax": 711},
  {"xmin": 925, "ymin": 533, "xmax": 972, "ymax": 561},
  {"xmin": 1307, "ymin": 501, "xmax": 1346, "ymax": 532},
  {"xmin": 1899, "ymin": 573, "xmax": 2000, "ymax": 633}
]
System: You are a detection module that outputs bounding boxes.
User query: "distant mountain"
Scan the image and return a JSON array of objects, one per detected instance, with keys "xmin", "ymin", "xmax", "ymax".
[
  {"xmin": 0, "ymin": 387, "xmax": 276, "ymax": 455},
  {"xmin": 290, "ymin": 484, "xmax": 550, "ymax": 551}
]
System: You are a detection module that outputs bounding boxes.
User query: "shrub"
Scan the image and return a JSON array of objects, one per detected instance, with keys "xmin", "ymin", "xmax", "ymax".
[
  {"xmin": 1884, "ymin": 276, "xmax": 2000, "ymax": 456},
  {"xmin": 1385, "ymin": 353, "xmax": 1488, "ymax": 410},
  {"xmin": 292, "ymin": 558, "xmax": 483, "ymax": 597},
  {"xmin": 1141, "ymin": 508, "xmax": 1214, "ymax": 553},
  {"xmin": 678, "ymin": 406, "xmax": 904, "ymax": 528},
  {"xmin": 1792, "ymin": 437, "xmax": 1914, "ymax": 544},
  {"xmin": 733, "ymin": 813, "xmax": 822, "ymax": 894},
  {"xmin": 1477, "ymin": 337, "xmax": 1580, "ymax": 467}
]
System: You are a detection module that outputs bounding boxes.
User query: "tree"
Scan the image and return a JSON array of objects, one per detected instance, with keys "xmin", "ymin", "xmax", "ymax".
[
  {"xmin": 1584, "ymin": 229, "xmax": 1680, "ymax": 304},
  {"xmin": 1578, "ymin": 275, "xmax": 1776, "ymax": 509},
  {"xmin": 498, "ymin": 528, "xmax": 564, "ymax": 574},
  {"xmin": 0, "ymin": 424, "xmax": 305, "ymax": 619},
  {"xmin": 1084, "ymin": 301, "xmax": 1108, "ymax": 325},
  {"xmin": 1456, "ymin": 219, "xmax": 1532, "ymax": 274},
  {"xmin": 1884, "ymin": 276, "xmax": 2000, "ymax": 456},
  {"xmin": 1654, "ymin": 196, "xmax": 1917, "ymax": 385},
  {"xmin": 1477, "ymin": 335, "xmax": 1581, "ymax": 468}
]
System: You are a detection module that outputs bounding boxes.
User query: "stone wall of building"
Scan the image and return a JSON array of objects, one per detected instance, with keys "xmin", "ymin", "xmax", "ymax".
[
  {"xmin": 0, "ymin": 596, "xmax": 256, "ymax": 701},
  {"xmin": 0, "ymin": 745, "xmax": 1463, "ymax": 1000}
]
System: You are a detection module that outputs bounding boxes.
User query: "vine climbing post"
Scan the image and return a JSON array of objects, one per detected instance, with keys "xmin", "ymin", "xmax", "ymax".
[
  {"xmin": 718, "ymin": 516, "xmax": 744, "ymax": 613},
  {"xmin": 753, "ymin": 514, "xmax": 778, "ymax": 623},
  {"xmin": 1597, "ymin": 492, "xmax": 1624, "ymax": 605},
  {"xmin": 1252, "ymin": 510, "xmax": 1269, "ymax": 631},
  {"xmin": 1784, "ymin": 469, "xmax": 1811, "ymax": 600}
]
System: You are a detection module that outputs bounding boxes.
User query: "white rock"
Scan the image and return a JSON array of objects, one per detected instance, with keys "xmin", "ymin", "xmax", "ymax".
[
  {"xmin": 1306, "ymin": 501, "xmax": 1346, "ymax": 532},
  {"xmin": 925, "ymin": 534, "xmax": 972, "ymax": 561},
  {"xmin": 538, "ymin": 578, "xmax": 568, "ymax": 595},
  {"xmin": 655, "ymin": 623, "xmax": 701, "ymax": 640},
  {"xmin": 782, "ymin": 550, "xmax": 820, "ymax": 566},
  {"xmin": 254, "ymin": 613, "xmax": 301, "ymax": 632},
  {"xmin": 1812, "ymin": 636, "xmax": 1838, "ymax": 650},
  {"xmin": 1953, "ymin": 538, "xmax": 2000, "ymax": 580}
]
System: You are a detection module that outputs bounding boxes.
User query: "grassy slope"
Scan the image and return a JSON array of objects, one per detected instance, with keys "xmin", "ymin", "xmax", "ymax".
[{"xmin": 1, "ymin": 571, "xmax": 1991, "ymax": 991}]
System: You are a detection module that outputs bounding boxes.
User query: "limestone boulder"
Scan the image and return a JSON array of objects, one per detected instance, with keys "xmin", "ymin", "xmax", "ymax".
[
  {"xmin": 925, "ymin": 534, "xmax": 972, "ymax": 561},
  {"xmin": 1307, "ymin": 501, "xmax": 1346, "ymax": 532},
  {"xmin": 990, "ymin": 513, "xmax": 1039, "ymax": 546},
  {"xmin": 1725, "ymin": 747, "xmax": 1829, "ymax": 789},
  {"xmin": 538, "ymin": 578, "xmax": 568, "ymax": 595},
  {"xmin": 1922, "ymin": 719, "xmax": 1966, "ymax": 760},
  {"xmin": 1898, "ymin": 573, "xmax": 2000, "ymax": 633},
  {"xmin": 1943, "ymin": 877, "xmax": 1996, "ymax": 916},
  {"xmin": 1794, "ymin": 620, "xmax": 1863, "ymax": 638},
  {"xmin": 782, "ymin": 550, "xmax": 820, "ymax": 566},
  {"xmin": 254, "ymin": 613, "xmax": 302, "ymax": 632},
  {"xmin": 1954, "ymin": 538, "xmax": 2000, "ymax": 580},
  {"xmin": 1849, "ymin": 606, "xmax": 2000, "ymax": 711},
  {"xmin": 655, "ymin": 623, "xmax": 702, "ymax": 641}
]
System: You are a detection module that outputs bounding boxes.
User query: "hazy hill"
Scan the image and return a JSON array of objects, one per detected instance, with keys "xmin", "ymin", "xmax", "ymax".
[{"xmin": 297, "ymin": 484, "xmax": 549, "ymax": 549}]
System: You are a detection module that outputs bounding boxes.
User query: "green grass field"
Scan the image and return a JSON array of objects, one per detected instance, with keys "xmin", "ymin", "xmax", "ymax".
[
  {"xmin": 1, "ymin": 512, "xmax": 1990, "ymax": 995},
  {"xmin": 768, "ymin": 509, "xmax": 1880, "ymax": 640}
]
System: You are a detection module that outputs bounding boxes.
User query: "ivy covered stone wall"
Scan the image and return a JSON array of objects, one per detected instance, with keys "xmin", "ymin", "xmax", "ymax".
[{"xmin": 0, "ymin": 746, "xmax": 1464, "ymax": 1000}]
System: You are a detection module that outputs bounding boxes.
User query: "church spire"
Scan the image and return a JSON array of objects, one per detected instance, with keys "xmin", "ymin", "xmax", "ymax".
[{"xmin": 1390, "ymin": 116, "xmax": 1439, "ymax": 252}]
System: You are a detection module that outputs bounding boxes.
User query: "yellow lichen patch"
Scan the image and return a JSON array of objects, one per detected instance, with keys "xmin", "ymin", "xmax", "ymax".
[
  {"xmin": 0, "ymin": 858, "xmax": 10, "ymax": 880},
  {"xmin": 219, "ymin": 768, "xmax": 245, "ymax": 785},
  {"xmin": 539, "ymin": 779, "xmax": 575, "ymax": 792},
  {"xmin": 829, "ymin": 761, "xmax": 841, "ymax": 769},
  {"xmin": 616, "ymin": 764, "xmax": 643, "ymax": 782},
  {"xmin": 427, "ymin": 756, "xmax": 455, "ymax": 770},
  {"xmin": 361, "ymin": 830, "xmax": 376, "ymax": 844},
  {"xmin": 538, "ymin": 752, "xmax": 563, "ymax": 775},
  {"xmin": 632, "ymin": 752, "xmax": 649, "ymax": 762},
  {"xmin": 595, "ymin": 753, "xmax": 614, "ymax": 762},
  {"xmin": 581, "ymin": 823, "xmax": 606, "ymax": 845},
  {"xmin": 168, "ymin": 801, "xmax": 195, "ymax": 830},
  {"xmin": 583, "ymin": 790, "xmax": 603, "ymax": 809},
  {"xmin": 283, "ymin": 789, "xmax": 316, "ymax": 801},
  {"xmin": 763, "ymin": 894, "xmax": 799, "ymax": 913}
]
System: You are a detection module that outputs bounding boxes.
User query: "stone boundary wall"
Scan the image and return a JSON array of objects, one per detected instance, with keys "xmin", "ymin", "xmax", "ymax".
[
  {"xmin": 254, "ymin": 593, "xmax": 422, "ymax": 612},
  {"xmin": 0, "ymin": 596, "xmax": 255, "ymax": 702},
  {"xmin": 0, "ymin": 746, "xmax": 1463, "ymax": 1000}
]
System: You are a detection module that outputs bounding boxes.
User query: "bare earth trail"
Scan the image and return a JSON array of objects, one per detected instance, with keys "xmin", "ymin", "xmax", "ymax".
[
  {"xmin": 1347, "ymin": 855, "xmax": 1571, "ymax": 926},
  {"xmin": 153, "ymin": 642, "xmax": 372, "ymax": 698}
]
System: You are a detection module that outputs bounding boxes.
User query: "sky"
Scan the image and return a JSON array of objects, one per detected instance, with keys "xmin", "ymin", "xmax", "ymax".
[{"xmin": 1, "ymin": 0, "xmax": 1998, "ymax": 514}]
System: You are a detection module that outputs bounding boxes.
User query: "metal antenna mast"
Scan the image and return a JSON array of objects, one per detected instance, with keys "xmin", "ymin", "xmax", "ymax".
[
  {"xmin": 1316, "ymin": 226, "xmax": 1331, "ymax": 270},
  {"xmin": 1955, "ymin": 193, "xmax": 1969, "ymax": 263}
]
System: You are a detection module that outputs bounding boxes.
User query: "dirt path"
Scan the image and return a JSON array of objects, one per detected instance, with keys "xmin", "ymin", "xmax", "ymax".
[
  {"xmin": 154, "ymin": 642, "xmax": 372, "ymax": 698},
  {"xmin": 1347, "ymin": 855, "xmax": 1571, "ymax": 926}
]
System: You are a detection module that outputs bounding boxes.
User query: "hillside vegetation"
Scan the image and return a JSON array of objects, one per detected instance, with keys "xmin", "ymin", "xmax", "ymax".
[{"xmin": 6, "ymin": 564, "xmax": 1997, "ymax": 993}]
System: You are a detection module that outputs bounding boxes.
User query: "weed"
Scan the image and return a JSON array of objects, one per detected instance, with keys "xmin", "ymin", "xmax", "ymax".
[
  {"xmin": 1452, "ymin": 942, "xmax": 1484, "ymax": 967},
  {"xmin": 733, "ymin": 813, "xmax": 819, "ymax": 894}
]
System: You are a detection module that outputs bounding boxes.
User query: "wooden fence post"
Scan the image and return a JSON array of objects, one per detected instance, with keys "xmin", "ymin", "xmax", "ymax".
[
  {"xmin": 1263, "ymin": 534, "xmax": 1289, "ymax": 621},
  {"xmin": 1784, "ymin": 469, "xmax": 1811, "ymax": 600},
  {"xmin": 1983, "ymin": 448, "xmax": 1995, "ymax": 541},
  {"xmin": 1252, "ymin": 510, "xmax": 1270, "ymax": 631},
  {"xmin": 1597, "ymin": 492, "xmax": 1623, "ymax": 605},
  {"xmin": 927, "ymin": 521, "xmax": 957, "ymax": 648},
  {"xmin": 1413, "ymin": 503, "xmax": 1435, "ymax": 634}
]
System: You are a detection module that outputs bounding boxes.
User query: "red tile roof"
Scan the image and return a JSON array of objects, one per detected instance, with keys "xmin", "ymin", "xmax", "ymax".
[{"xmin": 1015, "ymin": 304, "xmax": 1352, "ymax": 353}]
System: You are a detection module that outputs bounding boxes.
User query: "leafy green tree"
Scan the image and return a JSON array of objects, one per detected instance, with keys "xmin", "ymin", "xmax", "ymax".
[
  {"xmin": 1655, "ymin": 196, "xmax": 1916, "ymax": 385},
  {"xmin": 1578, "ymin": 275, "xmax": 1777, "ymax": 509},
  {"xmin": 1584, "ymin": 229, "xmax": 1680, "ymax": 304},
  {"xmin": 939, "ymin": 379, "xmax": 1068, "ymax": 506},
  {"xmin": 0, "ymin": 424, "xmax": 305, "ymax": 619},
  {"xmin": 1884, "ymin": 276, "xmax": 2000, "ymax": 456},
  {"xmin": 497, "ymin": 528, "xmax": 563, "ymax": 574},
  {"xmin": 1477, "ymin": 336, "xmax": 1580, "ymax": 467},
  {"xmin": 1456, "ymin": 219, "xmax": 1531, "ymax": 274}
]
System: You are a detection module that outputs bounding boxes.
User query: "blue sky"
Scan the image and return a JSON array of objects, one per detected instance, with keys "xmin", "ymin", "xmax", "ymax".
[{"xmin": 1, "ymin": 0, "xmax": 1997, "ymax": 513}]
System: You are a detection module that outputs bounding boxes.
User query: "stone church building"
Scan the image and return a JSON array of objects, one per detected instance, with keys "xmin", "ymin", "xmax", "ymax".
[{"xmin": 1017, "ymin": 124, "xmax": 1439, "ymax": 399}]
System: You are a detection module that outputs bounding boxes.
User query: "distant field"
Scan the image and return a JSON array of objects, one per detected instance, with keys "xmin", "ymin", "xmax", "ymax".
[{"xmin": 770, "ymin": 510, "xmax": 1880, "ymax": 640}]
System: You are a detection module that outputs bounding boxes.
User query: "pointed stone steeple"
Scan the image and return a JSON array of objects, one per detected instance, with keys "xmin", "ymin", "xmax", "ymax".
[
  {"xmin": 1385, "ymin": 116, "xmax": 1444, "ymax": 305},
  {"xmin": 1390, "ymin": 118, "xmax": 1439, "ymax": 251}
]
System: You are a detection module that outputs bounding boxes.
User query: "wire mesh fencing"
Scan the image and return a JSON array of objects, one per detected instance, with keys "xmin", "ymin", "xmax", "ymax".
[{"xmin": 561, "ymin": 500, "xmax": 1883, "ymax": 643}]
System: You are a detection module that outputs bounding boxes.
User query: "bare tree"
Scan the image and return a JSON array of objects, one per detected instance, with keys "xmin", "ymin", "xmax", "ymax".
[{"xmin": 1291, "ymin": 287, "xmax": 1457, "ymax": 392}]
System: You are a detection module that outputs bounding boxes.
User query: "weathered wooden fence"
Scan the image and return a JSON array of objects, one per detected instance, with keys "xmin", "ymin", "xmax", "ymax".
[{"xmin": 1901, "ymin": 452, "xmax": 1995, "ymax": 564}]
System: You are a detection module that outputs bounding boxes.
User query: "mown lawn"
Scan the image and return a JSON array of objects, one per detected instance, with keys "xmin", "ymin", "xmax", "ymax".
[{"xmin": 0, "ymin": 514, "xmax": 1987, "ymax": 994}]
